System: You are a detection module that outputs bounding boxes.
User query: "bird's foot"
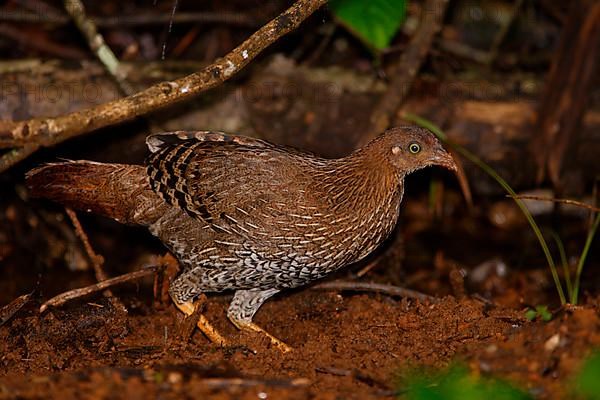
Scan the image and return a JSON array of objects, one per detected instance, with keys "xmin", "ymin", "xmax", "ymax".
[
  {"xmin": 232, "ymin": 320, "xmax": 293, "ymax": 353},
  {"xmin": 174, "ymin": 299, "xmax": 228, "ymax": 346},
  {"xmin": 196, "ymin": 314, "xmax": 228, "ymax": 346}
]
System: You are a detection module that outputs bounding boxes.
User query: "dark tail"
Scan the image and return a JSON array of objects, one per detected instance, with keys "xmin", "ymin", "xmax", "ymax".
[{"xmin": 26, "ymin": 161, "xmax": 160, "ymax": 225}]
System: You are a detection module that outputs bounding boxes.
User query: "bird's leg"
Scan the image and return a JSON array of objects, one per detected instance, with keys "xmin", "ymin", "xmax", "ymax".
[
  {"xmin": 171, "ymin": 298, "xmax": 228, "ymax": 346},
  {"xmin": 227, "ymin": 289, "xmax": 292, "ymax": 353},
  {"xmin": 169, "ymin": 270, "xmax": 227, "ymax": 346}
]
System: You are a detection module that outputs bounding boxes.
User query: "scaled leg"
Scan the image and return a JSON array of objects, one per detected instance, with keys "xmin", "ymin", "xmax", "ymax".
[
  {"xmin": 169, "ymin": 270, "xmax": 228, "ymax": 346},
  {"xmin": 226, "ymin": 289, "xmax": 292, "ymax": 352}
]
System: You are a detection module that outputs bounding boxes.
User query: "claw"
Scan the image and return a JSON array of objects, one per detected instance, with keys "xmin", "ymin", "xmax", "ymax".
[{"xmin": 231, "ymin": 319, "xmax": 293, "ymax": 353}]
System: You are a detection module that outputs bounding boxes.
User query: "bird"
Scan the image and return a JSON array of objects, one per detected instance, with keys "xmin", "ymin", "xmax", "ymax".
[{"xmin": 26, "ymin": 126, "xmax": 456, "ymax": 352}]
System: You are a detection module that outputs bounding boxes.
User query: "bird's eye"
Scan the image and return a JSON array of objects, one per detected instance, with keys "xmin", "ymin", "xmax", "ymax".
[{"xmin": 408, "ymin": 142, "xmax": 421, "ymax": 154}]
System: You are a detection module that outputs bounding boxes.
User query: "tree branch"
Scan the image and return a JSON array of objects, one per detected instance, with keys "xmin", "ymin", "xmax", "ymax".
[
  {"xmin": 312, "ymin": 280, "xmax": 437, "ymax": 303},
  {"xmin": 0, "ymin": 0, "xmax": 327, "ymax": 172},
  {"xmin": 0, "ymin": 10, "xmax": 258, "ymax": 28},
  {"xmin": 39, "ymin": 266, "xmax": 160, "ymax": 312}
]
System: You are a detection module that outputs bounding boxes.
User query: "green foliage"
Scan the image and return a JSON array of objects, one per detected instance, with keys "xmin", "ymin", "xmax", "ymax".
[
  {"xmin": 398, "ymin": 365, "xmax": 531, "ymax": 400},
  {"xmin": 395, "ymin": 354, "xmax": 600, "ymax": 400},
  {"xmin": 574, "ymin": 352, "xmax": 600, "ymax": 399},
  {"xmin": 571, "ymin": 213, "xmax": 600, "ymax": 304},
  {"xmin": 525, "ymin": 305, "xmax": 553, "ymax": 322},
  {"xmin": 329, "ymin": 0, "xmax": 407, "ymax": 51},
  {"xmin": 551, "ymin": 232, "xmax": 573, "ymax": 299}
]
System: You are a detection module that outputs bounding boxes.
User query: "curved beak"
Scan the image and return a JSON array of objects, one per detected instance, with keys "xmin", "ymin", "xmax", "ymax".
[{"xmin": 433, "ymin": 149, "xmax": 458, "ymax": 172}]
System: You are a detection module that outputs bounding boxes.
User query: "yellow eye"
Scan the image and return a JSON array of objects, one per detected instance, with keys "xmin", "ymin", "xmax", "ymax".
[{"xmin": 408, "ymin": 142, "xmax": 421, "ymax": 154}]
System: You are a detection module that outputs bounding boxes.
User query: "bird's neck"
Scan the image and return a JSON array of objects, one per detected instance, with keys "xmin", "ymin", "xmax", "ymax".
[
  {"xmin": 316, "ymin": 147, "xmax": 404, "ymax": 221},
  {"xmin": 312, "ymin": 148, "xmax": 404, "ymax": 263}
]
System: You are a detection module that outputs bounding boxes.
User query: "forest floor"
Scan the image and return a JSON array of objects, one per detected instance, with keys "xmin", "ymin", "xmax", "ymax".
[
  {"xmin": 1, "ymin": 201, "xmax": 598, "ymax": 399},
  {"xmin": 0, "ymin": 1, "xmax": 599, "ymax": 398}
]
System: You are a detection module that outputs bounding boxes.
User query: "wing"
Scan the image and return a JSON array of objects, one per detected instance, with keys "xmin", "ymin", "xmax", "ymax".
[{"xmin": 145, "ymin": 131, "xmax": 315, "ymax": 237}]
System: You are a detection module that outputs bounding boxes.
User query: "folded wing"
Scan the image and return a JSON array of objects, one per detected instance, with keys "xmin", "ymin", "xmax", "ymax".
[{"xmin": 145, "ymin": 131, "xmax": 317, "ymax": 239}]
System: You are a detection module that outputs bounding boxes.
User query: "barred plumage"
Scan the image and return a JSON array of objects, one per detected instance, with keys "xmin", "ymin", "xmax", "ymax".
[{"xmin": 26, "ymin": 126, "xmax": 456, "ymax": 351}]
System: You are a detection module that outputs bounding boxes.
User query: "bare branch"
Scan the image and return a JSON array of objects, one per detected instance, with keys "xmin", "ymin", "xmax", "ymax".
[
  {"xmin": 64, "ymin": 207, "xmax": 129, "ymax": 313},
  {"xmin": 64, "ymin": 0, "xmax": 135, "ymax": 95},
  {"xmin": 312, "ymin": 281, "xmax": 437, "ymax": 303},
  {"xmin": 39, "ymin": 266, "xmax": 160, "ymax": 312},
  {"xmin": 0, "ymin": 145, "xmax": 38, "ymax": 171},
  {"xmin": 0, "ymin": 10, "xmax": 258, "ymax": 28},
  {"xmin": 0, "ymin": 0, "xmax": 327, "ymax": 172},
  {"xmin": 65, "ymin": 208, "xmax": 107, "ymax": 281},
  {"xmin": 507, "ymin": 195, "xmax": 600, "ymax": 212},
  {"xmin": 1, "ymin": 292, "xmax": 33, "ymax": 327}
]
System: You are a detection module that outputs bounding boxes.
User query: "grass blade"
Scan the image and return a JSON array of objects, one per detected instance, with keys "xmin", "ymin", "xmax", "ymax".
[
  {"xmin": 571, "ymin": 212, "xmax": 600, "ymax": 304},
  {"xmin": 551, "ymin": 231, "xmax": 573, "ymax": 300},
  {"xmin": 404, "ymin": 113, "xmax": 566, "ymax": 304}
]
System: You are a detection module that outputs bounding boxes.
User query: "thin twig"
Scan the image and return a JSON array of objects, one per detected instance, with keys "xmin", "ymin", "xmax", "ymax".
[
  {"xmin": 0, "ymin": 145, "xmax": 38, "ymax": 172},
  {"xmin": 63, "ymin": 208, "xmax": 125, "ymax": 313},
  {"xmin": 64, "ymin": 208, "xmax": 107, "ymax": 281},
  {"xmin": 507, "ymin": 195, "xmax": 600, "ymax": 212},
  {"xmin": 65, "ymin": 0, "xmax": 170, "ymax": 154},
  {"xmin": 448, "ymin": 148, "xmax": 473, "ymax": 208},
  {"xmin": 40, "ymin": 266, "xmax": 160, "ymax": 312},
  {"xmin": 0, "ymin": 10, "xmax": 258, "ymax": 28},
  {"xmin": 315, "ymin": 366, "xmax": 391, "ymax": 391},
  {"xmin": 64, "ymin": 0, "xmax": 134, "ymax": 95},
  {"xmin": 438, "ymin": 0, "xmax": 525, "ymax": 66},
  {"xmin": 312, "ymin": 281, "xmax": 437, "ymax": 303},
  {"xmin": 438, "ymin": 38, "xmax": 492, "ymax": 64},
  {"xmin": 355, "ymin": 260, "xmax": 379, "ymax": 278},
  {"xmin": 197, "ymin": 377, "xmax": 310, "ymax": 388},
  {"xmin": 1, "ymin": 292, "xmax": 34, "ymax": 327},
  {"xmin": 153, "ymin": 253, "xmax": 180, "ymax": 307},
  {"xmin": 0, "ymin": 0, "xmax": 327, "ymax": 171},
  {"xmin": 0, "ymin": 24, "xmax": 87, "ymax": 60}
]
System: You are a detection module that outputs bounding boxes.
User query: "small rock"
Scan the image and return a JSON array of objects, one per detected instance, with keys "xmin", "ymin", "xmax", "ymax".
[
  {"xmin": 485, "ymin": 344, "xmax": 498, "ymax": 354},
  {"xmin": 167, "ymin": 372, "xmax": 183, "ymax": 384},
  {"xmin": 544, "ymin": 334, "xmax": 560, "ymax": 352}
]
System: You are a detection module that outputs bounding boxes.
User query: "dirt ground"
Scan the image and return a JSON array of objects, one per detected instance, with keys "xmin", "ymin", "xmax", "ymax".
[
  {"xmin": 1, "ymin": 144, "xmax": 598, "ymax": 400},
  {"xmin": 1, "ymin": 214, "xmax": 599, "ymax": 400},
  {"xmin": 0, "ymin": 0, "xmax": 599, "ymax": 398}
]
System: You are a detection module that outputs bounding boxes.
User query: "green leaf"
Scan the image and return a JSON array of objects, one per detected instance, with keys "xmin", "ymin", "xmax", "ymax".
[
  {"xmin": 330, "ymin": 0, "xmax": 407, "ymax": 51},
  {"xmin": 574, "ymin": 352, "xmax": 600, "ymax": 399},
  {"xmin": 525, "ymin": 306, "xmax": 553, "ymax": 322},
  {"xmin": 536, "ymin": 305, "xmax": 553, "ymax": 322},
  {"xmin": 525, "ymin": 309, "xmax": 538, "ymax": 321},
  {"xmin": 400, "ymin": 365, "xmax": 532, "ymax": 400}
]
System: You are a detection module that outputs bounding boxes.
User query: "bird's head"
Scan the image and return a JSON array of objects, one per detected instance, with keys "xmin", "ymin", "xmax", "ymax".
[{"xmin": 370, "ymin": 126, "xmax": 457, "ymax": 176}]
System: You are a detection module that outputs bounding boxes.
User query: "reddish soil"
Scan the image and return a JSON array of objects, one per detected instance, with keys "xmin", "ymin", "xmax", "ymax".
[
  {"xmin": 1, "ymin": 273, "xmax": 599, "ymax": 399},
  {"xmin": 1, "ymin": 191, "xmax": 599, "ymax": 399},
  {"xmin": 1, "ymin": 1, "xmax": 598, "ymax": 398}
]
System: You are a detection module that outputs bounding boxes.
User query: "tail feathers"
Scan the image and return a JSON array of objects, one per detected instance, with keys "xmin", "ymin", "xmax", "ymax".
[{"xmin": 26, "ymin": 161, "xmax": 154, "ymax": 224}]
